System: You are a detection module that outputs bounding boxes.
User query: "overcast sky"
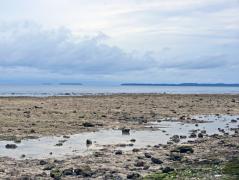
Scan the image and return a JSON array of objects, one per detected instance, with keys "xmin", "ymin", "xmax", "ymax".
[{"xmin": 0, "ymin": 0, "xmax": 239, "ymax": 84}]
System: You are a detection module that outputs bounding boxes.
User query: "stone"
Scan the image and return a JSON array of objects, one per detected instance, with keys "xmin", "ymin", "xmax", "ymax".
[
  {"xmin": 169, "ymin": 153, "xmax": 182, "ymax": 161},
  {"xmin": 151, "ymin": 157, "xmax": 163, "ymax": 164},
  {"xmin": 39, "ymin": 160, "xmax": 48, "ymax": 165},
  {"xmin": 132, "ymin": 148, "xmax": 140, "ymax": 153},
  {"xmin": 74, "ymin": 165, "xmax": 93, "ymax": 177},
  {"xmin": 144, "ymin": 153, "xmax": 152, "ymax": 158},
  {"xmin": 86, "ymin": 139, "xmax": 92, "ymax": 145},
  {"xmin": 127, "ymin": 172, "xmax": 141, "ymax": 179},
  {"xmin": 162, "ymin": 167, "xmax": 174, "ymax": 173},
  {"xmin": 198, "ymin": 133, "xmax": 203, "ymax": 138},
  {"xmin": 122, "ymin": 128, "xmax": 130, "ymax": 135},
  {"xmin": 83, "ymin": 122, "xmax": 95, "ymax": 127},
  {"xmin": 5, "ymin": 144, "xmax": 17, "ymax": 149},
  {"xmin": 50, "ymin": 169, "xmax": 62, "ymax": 180},
  {"xmin": 62, "ymin": 168, "xmax": 73, "ymax": 176},
  {"xmin": 180, "ymin": 135, "xmax": 187, "ymax": 139},
  {"xmin": 175, "ymin": 146, "xmax": 194, "ymax": 153},
  {"xmin": 134, "ymin": 161, "xmax": 145, "ymax": 167},
  {"xmin": 189, "ymin": 133, "xmax": 197, "ymax": 138},
  {"xmin": 43, "ymin": 164, "xmax": 56, "ymax": 170},
  {"xmin": 115, "ymin": 150, "xmax": 123, "ymax": 155}
]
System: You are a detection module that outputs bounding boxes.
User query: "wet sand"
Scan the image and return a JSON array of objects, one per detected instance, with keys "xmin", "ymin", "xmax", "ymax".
[{"xmin": 0, "ymin": 94, "xmax": 239, "ymax": 179}]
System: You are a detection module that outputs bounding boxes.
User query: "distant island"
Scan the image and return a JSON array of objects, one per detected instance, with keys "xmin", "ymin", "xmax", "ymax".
[
  {"xmin": 121, "ymin": 83, "xmax": 239, "ymax": 87},
  {"xmin": 59, "ymin": 83, "xmax": 82, "ymax": 86}
]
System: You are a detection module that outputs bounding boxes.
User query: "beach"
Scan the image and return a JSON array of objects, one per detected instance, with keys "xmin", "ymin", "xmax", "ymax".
[{"xmin": 0, "ymin": 94, "xmax": 239, "ymax": 179}]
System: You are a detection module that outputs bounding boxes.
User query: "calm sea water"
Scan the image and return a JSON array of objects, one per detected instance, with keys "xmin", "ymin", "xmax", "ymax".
[{"xmin": 0, "ymin": 85, "xmax": 239, "ymax": 96}]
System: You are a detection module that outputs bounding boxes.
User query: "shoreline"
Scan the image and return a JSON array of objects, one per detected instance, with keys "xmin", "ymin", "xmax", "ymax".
[{"xmin": 0, "ymin": 94, "xmax": 238, "ymax": 179}]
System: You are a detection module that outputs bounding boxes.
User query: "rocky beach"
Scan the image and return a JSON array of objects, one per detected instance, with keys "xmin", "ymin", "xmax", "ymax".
[{"xmin": 0, "ymin": 94, "xmax": 239, "ymax": 179}]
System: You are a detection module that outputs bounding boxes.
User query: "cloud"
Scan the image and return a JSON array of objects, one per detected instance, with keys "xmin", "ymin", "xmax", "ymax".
[
  {"xmin": 0, "ymin": 22, "xmax": 156, "ymax": 75},
  {"xmin": 0, "ymin": 21, "xmax": 238, "ymax": 84},
  {"xmin": 159, "ymin": 54, "xmax": 229, "ymax": 70}
]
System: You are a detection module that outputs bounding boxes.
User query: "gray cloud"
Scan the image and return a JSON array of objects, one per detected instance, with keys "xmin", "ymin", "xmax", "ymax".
[
  {"xmin": 160, "ymin": 54, "xmax": 230, "ymax": 70},
  {"xmin": 0, "ymin": 22, "xmax": 156, "ymax": 75},
  {"xmin": 0, "ymin": 21, "xmax": 238, "ymax": 83}
]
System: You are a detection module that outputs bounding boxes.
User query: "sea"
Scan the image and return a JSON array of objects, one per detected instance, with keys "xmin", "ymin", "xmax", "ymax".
[{"xmin": 0, "ymin": 84, "xmax": 239, "ymax": 97}]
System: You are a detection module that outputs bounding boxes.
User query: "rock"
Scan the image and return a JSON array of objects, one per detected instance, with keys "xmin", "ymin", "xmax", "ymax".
[
  {"xmin": 39, "ymin": 160, "xmax": 48, "ymax": 165},
  {"xmin": 169, "ymin": 153, "xmax": 182, "ymax": 161},
  {"xmin": 134, "ymin": 161, "xmax": 145, "ymax": 167},
  {"xmin": 14, "ymin": 139, "xmax": 22, "ymax": 143},
  {"xmin": 144, "ymin": 153, "xmax": 152, "ymax": 158},
  {"xmin": 162, "ymin": 167, "xmax": 174, "ymax": 173},
  {"xmin": 231, "ymin": 119, "xmax": 237, "ymax": 123},
  {"xmin": 127, "ymin": 172, "xmax": 141, "ymax": 179},
  {"xmin": 104, "ymin": 174, "xmax": 123, "ymax": 180},
  {"xmin": 151, "ymin": 157, "xmax": 163, "ymax": 164},
  {"xmin": 74, "ymin": 165, "xmax": 93, "ymax": 177},
  {"xmin": 50, "ymin": 169, "xmax": 62, "ymax": 180},
  {"xmin": 115, "ymin": 150, "xmax": 123, "ymax": 155},
  {"xmin": 30, "ymin": 129, "xmax": 36, "ymax": 133},
  {"xmin": 122, "ymin": 128, "xmax": 130, "ymax": 135},
  {"xmin": 43, "ymin": 164, "xmax": 56, "ymax": 170},
  {"xmin": 175, "ymin": 145, "xmax": 194, "ymax": 153},
  {"xmin": 86, "ymin": 139, "xmax": 92, "ymax": 145},
  {"xmin": 189, "ymin": 133, "xmax": 197, "ymax": 138},
  {"xmin": 198, "ymin": 133, "xmax": 203, "ymax": 138},
  {"xmin": 20, "ymin": 154, "xmax": 26, "ymax": 158},
  {"xmin": 62, "ymin": 168, "xmax": 73, "ymax": 176},
  {"xmin": 130, "ymin": 139, "xmax": 136, "ymax": 142},
  {"xmin": 63, "ymin": 135, "xmax": 70, "ymax": 139},
  {"xmin": 170, "ymin": 135, "xmax": 180, "ymax": 143},
  {"xmin": 132, "ymin": 148, "xmax": 140, "ymax": 153},
  {"xmin": 5, "ymin": 144, "xmax": 17, "ymax": 149},
  {"xmin": 83, "ymin": 122, "xmax": 95, "ymax": 127},
  {"xmin": 55, "ymin": 143, "xmax": 63, "ymax": 146},
  {"xmin": 180, "ymin": 135, "xmax": 187, "ymax": 139}
]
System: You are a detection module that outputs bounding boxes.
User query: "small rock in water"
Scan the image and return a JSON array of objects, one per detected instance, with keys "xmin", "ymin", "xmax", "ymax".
[
  {"xmin": 130, "ymin": 139, "xmax": 136, "ymax": 142},
  {"xmin": 180, "ymin": 135, "xmax": 187, "ymax": 139},
  {"xmin": 5, "ymin": 144, "xmax": 17, "ymax": 149},
  {"xmin": 170, "ymin": 135, "xmax": 180, "ymax": 143},
  {"xmin": 63, "ymin": 135, "xmax": 70, "ymax": 139},
  {"xmin": 198, "ymin": 133, "xmax": 203, "ymax": 138},
  {"xmin": 151, "ymin": 157, "xmax": 163, "ymax": 164},
  {"xmin": 55, "ymin": 142, "xmax": 63, "ymax": 146},
  {"xmin": 231, "ymin": 119, "xmax": 237, "ymax": 123},
  {"xmin": 189, "ymin": 132, "xmax": 197, "ymax": 138},
  {"xmin": 86, "ymin": 139, "xmax": 92, "ymax": 145},
  {"xmin": 122, "ymin": 128, "xmax": 130, "ymax": 135}
]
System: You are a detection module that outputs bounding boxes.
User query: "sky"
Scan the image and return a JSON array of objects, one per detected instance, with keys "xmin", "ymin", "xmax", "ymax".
[{"xmin": 0, "ymin": 0, "xmax": 239, "ymax": 84}]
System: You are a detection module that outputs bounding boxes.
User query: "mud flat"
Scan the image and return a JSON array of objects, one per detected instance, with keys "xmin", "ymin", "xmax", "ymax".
[{"xmin": 0, "ymin": 94, "xmax": 239, "ymax": 179}]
